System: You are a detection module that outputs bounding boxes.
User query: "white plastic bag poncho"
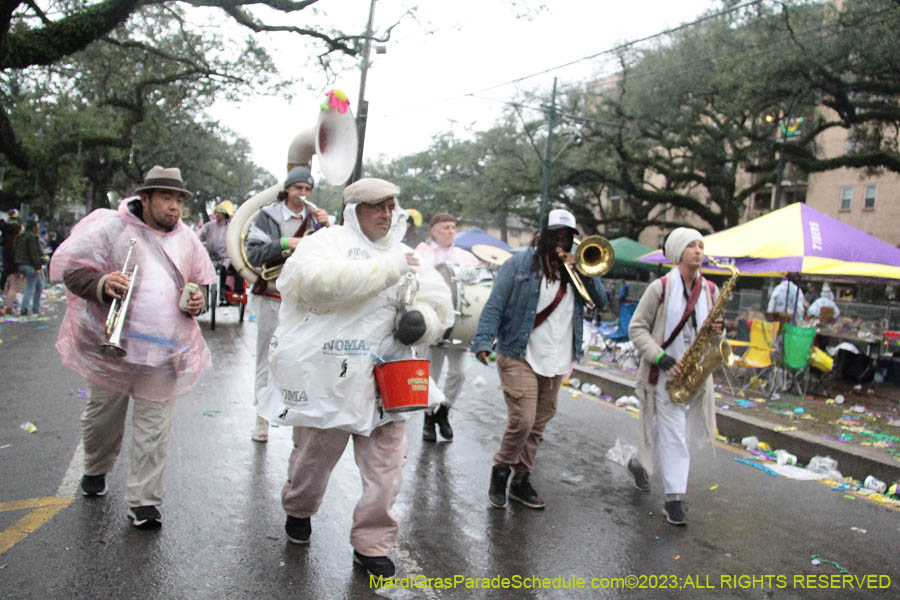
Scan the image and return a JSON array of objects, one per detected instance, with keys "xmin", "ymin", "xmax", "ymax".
[
  {"xmin": 257, "ymin": 202, "xmax": 454, "ymax": 435},
  {"xmin": 50, "ymin": 197, "xmax": 217, "ymax": 400}
]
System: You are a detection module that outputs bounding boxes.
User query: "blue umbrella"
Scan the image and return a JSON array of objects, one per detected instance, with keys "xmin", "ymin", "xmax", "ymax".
[{"xmin": 453, "ymin": 227, "xmax": 512, "ymax": 251}]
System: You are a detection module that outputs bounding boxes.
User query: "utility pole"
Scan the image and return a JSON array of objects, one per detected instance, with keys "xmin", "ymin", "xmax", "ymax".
[
  {"xmin": 351, "ymin": 0, "xmax": 377, "ymax": 185},
  {"xmin": 538, "ymin": 77, "xmax": 558, "ymax": 228}
]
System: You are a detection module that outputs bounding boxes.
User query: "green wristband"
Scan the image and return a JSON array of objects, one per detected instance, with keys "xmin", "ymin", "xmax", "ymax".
[
  {"xmin": 281, "ymin": 237, "xmax": 288, "ymax": 250},
  {"xmin": 654, "ymin": 351, "xmax": 666, "ymax": 366}
]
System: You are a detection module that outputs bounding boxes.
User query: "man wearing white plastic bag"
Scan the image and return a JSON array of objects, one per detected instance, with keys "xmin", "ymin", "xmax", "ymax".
[{"xmin": 260, "ymin": 177, "xmax": 453, "ymax": 579}]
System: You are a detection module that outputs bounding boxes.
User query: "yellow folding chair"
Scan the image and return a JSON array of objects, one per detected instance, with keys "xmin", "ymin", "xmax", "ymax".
[{"xmin": 726, "ymin": 319, "xmax": 780, "ymax": 397}]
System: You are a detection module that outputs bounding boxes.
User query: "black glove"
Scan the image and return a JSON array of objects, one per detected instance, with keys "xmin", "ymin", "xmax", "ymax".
[
  {"xmin": 395, "ymin": 309, "xmax": 426, "ymax": 345},
  {"xmin": 657, "ymin": 353, "xmax": 677, "ymax": 371}
]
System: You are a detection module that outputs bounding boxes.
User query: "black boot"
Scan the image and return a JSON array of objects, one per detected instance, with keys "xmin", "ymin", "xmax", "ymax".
[
  {"xmin": 422, "ymin": 411, "xmax": 436, "ymax": 443},
  {"xmin": 488, "ymin": 465, "xmax": 511, "ymax": 508},
  {"xmin": 434, "ymin": 405, "xmax": 453, "ymax": 440},
  {"xmin": 509, "ymin": 473, "xmax": 545, "ymax": 509}
]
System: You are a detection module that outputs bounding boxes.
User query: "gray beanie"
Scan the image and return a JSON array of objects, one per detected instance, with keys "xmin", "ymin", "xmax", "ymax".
[
  {"xmin": 284, "ymin": 166, "xmax": 315, "ymax": 189},
  {"xmin": 342, "ymin": 177, "xmax": 400, "ymax": 206}
]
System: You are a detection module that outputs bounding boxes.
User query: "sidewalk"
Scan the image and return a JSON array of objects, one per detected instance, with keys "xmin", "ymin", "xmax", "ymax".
[{"xmin": 571, "ymin": 357, "xmax": 900, "ymax": 492}]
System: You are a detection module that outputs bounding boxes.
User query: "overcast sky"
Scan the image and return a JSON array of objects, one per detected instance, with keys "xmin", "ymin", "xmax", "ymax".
[{"xmin": 207, "ymin": 0, "xmax": 719, "ymax": 183}]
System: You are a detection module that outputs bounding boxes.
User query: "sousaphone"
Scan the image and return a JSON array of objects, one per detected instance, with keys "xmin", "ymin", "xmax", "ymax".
[{"xmin": 226, "ymin": 93, "xmax": 359, "ymax": 283}]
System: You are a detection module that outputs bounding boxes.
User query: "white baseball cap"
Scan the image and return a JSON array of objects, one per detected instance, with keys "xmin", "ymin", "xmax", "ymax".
[{"xmin": 546, "ymin": 208, "xmax": 577, "ymax": 230}]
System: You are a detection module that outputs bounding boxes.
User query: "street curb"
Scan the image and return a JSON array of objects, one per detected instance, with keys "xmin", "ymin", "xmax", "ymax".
[{"xmin": 572, "ymin": 364, "xmax": 900, "ymax": 485}]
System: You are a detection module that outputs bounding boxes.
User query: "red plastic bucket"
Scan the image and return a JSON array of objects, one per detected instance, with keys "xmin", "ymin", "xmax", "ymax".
[{"xmin": 374, "ymin": 359, "xmax": 430, "ymax": 413}]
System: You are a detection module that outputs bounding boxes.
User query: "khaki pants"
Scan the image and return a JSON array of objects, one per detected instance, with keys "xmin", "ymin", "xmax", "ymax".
[
  {"xmin": 493, "ymin": 354, "xmax": 562, "ymax": 477},
  {"xmin": 281, "ymin": 420, "xmax": 407, "ymax": 556},
  {"xmin": 83, "ymin": 366, "xmax": 176, "ymax": 507}
]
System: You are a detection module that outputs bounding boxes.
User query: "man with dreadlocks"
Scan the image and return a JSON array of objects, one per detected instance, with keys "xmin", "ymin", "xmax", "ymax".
[{"xmin": 472, "ymin": 209, "xmax": 607, "ymax": 510}]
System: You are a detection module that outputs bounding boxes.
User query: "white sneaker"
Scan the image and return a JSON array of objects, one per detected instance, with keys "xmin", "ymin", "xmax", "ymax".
[{"xmin": 251, "ymin": 415, "xmax": 269, "ymax": 442}]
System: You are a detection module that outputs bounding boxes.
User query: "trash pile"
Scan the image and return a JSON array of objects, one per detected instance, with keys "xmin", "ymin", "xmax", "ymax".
[{"xmin": 730, "ymin": 435, "xmax": 900, "ymax": 507}]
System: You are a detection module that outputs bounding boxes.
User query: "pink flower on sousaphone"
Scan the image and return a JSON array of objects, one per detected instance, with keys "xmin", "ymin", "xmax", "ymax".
[{"xmin": 321, "ymin": 89, "xmax": 350, "ymax": 114}]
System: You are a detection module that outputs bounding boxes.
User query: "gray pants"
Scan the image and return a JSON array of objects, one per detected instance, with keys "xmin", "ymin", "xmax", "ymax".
[
  {"xmin": 254, "ymin": 296, "xmax": 279, "ymax": 405},
  {"xmin": 281, "ymin": 420, "xmax": 407, "ymax": 556},
  {"xmin": 83, "ymin": 369, "xmax": 175, "ymax": 507},
  {"xmin": 425, "ymin": 345, "xmax": 467, "ymax": 410}
]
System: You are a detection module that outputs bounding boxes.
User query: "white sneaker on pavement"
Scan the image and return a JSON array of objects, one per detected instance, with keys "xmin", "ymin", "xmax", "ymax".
[{"xmin": 251, "ymin": 415, "xmax": 269, "ymax": 442}]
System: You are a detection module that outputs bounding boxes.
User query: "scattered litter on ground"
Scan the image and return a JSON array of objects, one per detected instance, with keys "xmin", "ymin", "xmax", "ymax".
[
  {"xmin": 810, "ymin": 554, "xmax": 848, "ymax": 574},
  {"xmin": 614, "ymin": 395, "xmax": 640, "ymax": 409},
  {"xmin": 733, "ymin": 457, "xmax": 777, "ymax": 476},
  {"xmin": 202, "ymin": 410, "xmax": 221, "ymax": 417},
  {"xmin": 19, "ymin": 421, "xmax": 37, "ymax": 434},
  {"xmin": 606, "ymin": 437, "xmax": 637, "ymax": 467}
]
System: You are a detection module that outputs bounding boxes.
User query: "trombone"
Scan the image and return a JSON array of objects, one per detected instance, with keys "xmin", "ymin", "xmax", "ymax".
[
  {"xmin": 100, "ymin": 238, "xmax": 139, "ymax": 358},
  {"xmin": 561, "ymin": 235, "xmax": 615, "ymax": 310}
]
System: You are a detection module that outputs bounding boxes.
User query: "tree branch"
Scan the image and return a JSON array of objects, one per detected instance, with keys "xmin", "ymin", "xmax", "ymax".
[{"xmin": 1, "ymin": 0, "xmax": 143, "ymax": 69}]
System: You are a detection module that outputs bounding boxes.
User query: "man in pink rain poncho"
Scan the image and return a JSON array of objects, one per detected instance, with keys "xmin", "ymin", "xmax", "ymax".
[{"xmin": 50, "ymin": 166, "xmax": 216, "ymax": 529}]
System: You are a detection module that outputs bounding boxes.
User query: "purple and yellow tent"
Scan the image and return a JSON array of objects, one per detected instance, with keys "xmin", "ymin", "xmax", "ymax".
[{"xmin": 637, "ymin": 203, "xmax": 900, "ymax": 282}]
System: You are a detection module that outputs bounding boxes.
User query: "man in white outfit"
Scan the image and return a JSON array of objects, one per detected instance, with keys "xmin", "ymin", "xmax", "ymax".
[
  {"xmin": 414, "ymin": 213, "xmax": 481, "ymax": 442},
  {"xmin": 627, "ymin": 228, "xmax": 723, "ymax": 526}
]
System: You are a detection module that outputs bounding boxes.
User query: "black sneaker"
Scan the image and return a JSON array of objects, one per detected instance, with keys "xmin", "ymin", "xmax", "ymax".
[
  {"xmin": 627, "ymin": 460, "xmax": 651, "ymax": 492},
  {"xmin": 353, "ymin": 550, "xmax": 395, "ymax": 578},
  {"xmin": 434, "ymin": 405, "xmax": 453, "ymax": 440},
  {"xmin": 508, "ymin": 473, "xmax": 545, "ymax": 509},
  {"xmin": 285, "ymin": 515, "xmax": 311, "ymax": 544},
  {"xmin": 81, "ymin": 474, "xmax": 108, "ymax": 497},
  {"xmin": 488, "ymin": 465, "xmax": 511, "ymax": 509},
  {"xmin": 422, "ymin": 412, "xmax": 436, "ymax": 443},
  {"xmin": 664, "ymin": 500, "xmax": 687, "ymax": 525},
  {"xmin": 127, "ymin": 505, "xmax": 162, "ymax": 529}
]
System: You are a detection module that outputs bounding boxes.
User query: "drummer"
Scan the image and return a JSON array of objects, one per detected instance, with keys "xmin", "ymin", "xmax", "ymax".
[{"xmin": 415, "ymin": 213, "xmax": 481, "ymax": 443}]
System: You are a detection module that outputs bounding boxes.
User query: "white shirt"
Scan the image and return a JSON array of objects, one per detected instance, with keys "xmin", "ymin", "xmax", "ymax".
[
  {"xmin": 525, "ymin": 276, "xmax": 574, "ymax": 377},
  {"xmin": 279, "ymin": 203, "xmax": 308, "ymax": 239}
]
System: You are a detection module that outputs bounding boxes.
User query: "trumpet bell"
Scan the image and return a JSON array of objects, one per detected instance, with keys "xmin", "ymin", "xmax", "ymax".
[
  {"xmin": 574, "ymin": 235, "xmax": 615, "ymax": 277},
  {"xmin": 99, "ymin": 343, "xmax": 127, "ymax": 358}
]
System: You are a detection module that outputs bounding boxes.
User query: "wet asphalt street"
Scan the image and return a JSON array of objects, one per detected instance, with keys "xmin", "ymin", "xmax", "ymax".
[{"xmin": 2, "ymin": 296, "xmax": 899, "ymax": 599}]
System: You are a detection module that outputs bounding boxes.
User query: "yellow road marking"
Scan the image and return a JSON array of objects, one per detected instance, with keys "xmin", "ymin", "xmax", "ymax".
[{"xmin": 0, "ymin": 496, "xmax": 73, "ymax": 555}]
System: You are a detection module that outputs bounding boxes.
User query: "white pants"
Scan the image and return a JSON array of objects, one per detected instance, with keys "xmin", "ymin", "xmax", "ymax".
[
  {"xmin": 425, "ymin": 345, "xmax": 467, "ymax": 410},
  {"xmin": 281, "ymin": 421, "xmax": 407, "ymax": 556},
  {"xmin": 83, "ymin": 376, "xmax": 175, "ymax": 507},
  {"xmin": 254, "ymin": 296, "xmax": 280, "ymax": 406},
  {"xmin": 652, "ymin": 386, "xmax": 696, "ymax": 496}
]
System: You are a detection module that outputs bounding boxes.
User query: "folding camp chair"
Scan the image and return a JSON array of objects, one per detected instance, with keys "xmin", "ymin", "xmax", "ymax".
[
  {"xmin": 725, "ymin": 319, "xmax": 780, "ymax": 397},
  {"xmin": 599, "ymin": 300, "xmax": 637, "ymax": 365},
  {"xmin": 782, "ymin": 323, "xmax": 817, "ymax": 396}
]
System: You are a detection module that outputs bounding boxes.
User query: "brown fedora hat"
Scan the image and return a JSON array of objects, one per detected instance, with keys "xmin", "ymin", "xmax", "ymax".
[{"xmin": 134, "ymin": 166, "xmax": 193, "ymax": 200}]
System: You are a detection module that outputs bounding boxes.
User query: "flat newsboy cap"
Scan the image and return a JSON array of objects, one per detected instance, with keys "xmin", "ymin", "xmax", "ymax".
[
  {"xmin": 342, "ymin": 177, "xmax": 400, "ymax": 206},
  {"xmin": 134, "ymin": 166, "xmax": 193, "ymax": 201}
]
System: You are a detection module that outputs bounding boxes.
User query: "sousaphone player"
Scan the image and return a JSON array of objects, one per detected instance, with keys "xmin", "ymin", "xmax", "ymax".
[{"xmin": 227, "ymin": 91, "xmax": 358, "ymax": 442}]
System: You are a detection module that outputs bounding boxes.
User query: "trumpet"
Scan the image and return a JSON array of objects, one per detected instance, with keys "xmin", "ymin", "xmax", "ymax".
[
  {"xmin": 100, "ymin": 238, "xmax": 139, "ymax": 358},
  {"xmin": 561, "ymin": 236, "xmax": 615, "ymax": 309}
]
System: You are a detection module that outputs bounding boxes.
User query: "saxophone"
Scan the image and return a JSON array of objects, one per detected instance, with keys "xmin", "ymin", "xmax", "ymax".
[{"xmin": 666, "ymin": 257, "xmax": 739, "ymax": 405}]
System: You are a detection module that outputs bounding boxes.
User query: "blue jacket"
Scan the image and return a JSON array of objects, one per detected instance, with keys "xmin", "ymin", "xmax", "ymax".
[{"xmin": 472, "ymin": 247, "xmax": 607, "ymax": 362}]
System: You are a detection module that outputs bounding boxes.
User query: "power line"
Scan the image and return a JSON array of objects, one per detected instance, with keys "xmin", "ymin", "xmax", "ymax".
[{"xmin": 404, "ymin": 0, "xmax": 766, "ymax": 114}]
